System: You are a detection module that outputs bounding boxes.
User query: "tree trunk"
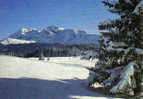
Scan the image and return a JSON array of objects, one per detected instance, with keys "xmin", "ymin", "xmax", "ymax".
[
  {"xmin": 138, "ymin": 71, "xmax": 143, "ymax": 96},
  {"xmin": 134, "ymin": 69, "xmax": 143, "ymax": 98}
]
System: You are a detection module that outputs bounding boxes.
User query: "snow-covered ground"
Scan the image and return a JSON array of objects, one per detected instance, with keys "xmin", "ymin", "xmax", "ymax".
[
  {"xmin": 0, "ymin": 38, "xmax": 36, "ymax": 45},
  {"xmin": 0, "ymin": 55, "xmax": 122, "ymax": 99}
]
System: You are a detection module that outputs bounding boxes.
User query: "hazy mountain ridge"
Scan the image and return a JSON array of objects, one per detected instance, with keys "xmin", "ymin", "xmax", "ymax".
[{"xmin": 1, "ymin": 26, "xmax": 99, "ymax": 45}]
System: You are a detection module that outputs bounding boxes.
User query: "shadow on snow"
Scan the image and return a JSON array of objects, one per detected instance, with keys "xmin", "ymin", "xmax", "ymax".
[{"xmin": 0, "ymin": 77, "xmax": 115, "ymax": 99}]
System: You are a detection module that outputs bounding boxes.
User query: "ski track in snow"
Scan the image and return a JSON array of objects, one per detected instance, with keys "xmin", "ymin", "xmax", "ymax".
[{"xmin": 0, "ymin": 55, "xmax": 122, "ymax": 99}]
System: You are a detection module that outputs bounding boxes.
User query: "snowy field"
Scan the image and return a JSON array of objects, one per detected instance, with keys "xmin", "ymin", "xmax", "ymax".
[{"xmin": 0, "ymin": 55, "xmax": 122, "ymax": 99}]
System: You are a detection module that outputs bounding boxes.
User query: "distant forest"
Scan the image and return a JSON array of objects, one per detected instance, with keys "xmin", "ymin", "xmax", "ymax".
[{"xmin": 0, "ymin": 43, "xmax": 97, "ymax": 58}]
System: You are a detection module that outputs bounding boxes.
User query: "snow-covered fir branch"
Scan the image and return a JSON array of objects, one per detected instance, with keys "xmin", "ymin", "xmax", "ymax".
[{"xmin": 110, "ymin": 61, "xmax": 137, "ymax": 93}]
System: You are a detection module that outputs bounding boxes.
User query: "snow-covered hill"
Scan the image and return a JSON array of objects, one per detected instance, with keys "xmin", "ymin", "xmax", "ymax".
[
  {"xmin": 1, "ymin": 26, "xmax": 99, "ymax": 45},
  {"xmin": 0, "ymin": 55, "xmax": 121, "ymax": 99},
  {"xmin": 0, "ymin": 38, "xmax": 36, "ymax": 45}
]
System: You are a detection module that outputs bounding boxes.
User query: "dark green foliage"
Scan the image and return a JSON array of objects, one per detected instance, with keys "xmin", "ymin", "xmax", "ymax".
[{"xmin": 90, "ymin": 0, "xmax": 143, "ymax": 97}]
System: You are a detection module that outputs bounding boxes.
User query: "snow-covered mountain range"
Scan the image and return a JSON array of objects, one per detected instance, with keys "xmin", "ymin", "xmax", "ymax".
[{"xmin": 0, "ymin": 26, "xmax": 99, "ymax": 45}]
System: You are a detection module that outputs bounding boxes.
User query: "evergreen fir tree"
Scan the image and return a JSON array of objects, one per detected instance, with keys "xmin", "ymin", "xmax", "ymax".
[
  {"xmin": 39, "ymin": 49, "xmax": 45, "ymax": 60},
  {"xmin": 89, "ymin": 0, "xmax": 143, "ymax": 98}
]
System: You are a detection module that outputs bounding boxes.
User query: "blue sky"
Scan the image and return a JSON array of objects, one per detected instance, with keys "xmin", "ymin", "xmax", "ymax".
[{"xmin": 0, "ymin": 0, "xmax": 117, "ymax": 38}]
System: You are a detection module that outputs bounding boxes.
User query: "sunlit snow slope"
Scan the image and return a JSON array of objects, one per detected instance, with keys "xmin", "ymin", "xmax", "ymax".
[{"xmin": 0, "ymin": 55, "xmax": 121, "ymax": 99}]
